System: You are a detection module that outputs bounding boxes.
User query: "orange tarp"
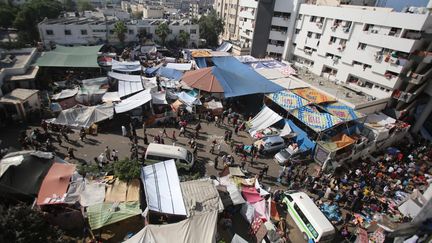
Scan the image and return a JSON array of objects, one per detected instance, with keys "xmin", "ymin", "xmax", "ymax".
[
  {"xmin": 191, "ymin": 50, "xmax": 211, "ymax": 58},
  {"xmin": 37, "ymin": 163, "xmax": 76, "ymax": 205},
  {"xmin": 170, "ymin": 100, "xmax": 183, "ymax": 112},
  {"xmin": 292, "ymin": 87, "xmax": 336, "ymax": 104},
  {"xmin": 181, "ymin": 68, "xmax": 224, "ymax": 93},
  {"xmin": 331, "ymin": 134, "xmax": 355, "ymax": 149}
]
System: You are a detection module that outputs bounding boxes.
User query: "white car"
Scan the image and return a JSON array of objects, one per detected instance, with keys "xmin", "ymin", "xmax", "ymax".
[{"xmin": 254, "ymin": 136, "xmax": 286, "ymax": 154}]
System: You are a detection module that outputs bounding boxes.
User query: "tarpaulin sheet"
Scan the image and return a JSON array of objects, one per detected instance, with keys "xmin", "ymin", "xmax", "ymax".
[
  {"xmin": 286, "ymin": 119, "xmax": 316, "ymax": 151},
  {"xmin": 52, "ymin": 88, "xmax": 78, "ymax": 100},
  {"xmin": 181, "ymin": 67, "xmax": 224, "ymax": 93},
  {"xmin": 248, "ymin": 106, "xmax": 282, "ymax": 135},
  {"xmin": 35, "ymin": 45, "xmax": 102, "ymax": 68},
  {"xmin": 177, "ymin": 91, "xmax": 202, "ymax": 106},
  {"xmin": 108, "ymin": 71, "xmax": 142, "ymax": 82},
  {"xmin": 280, "ymin": 120, "xmax": 292, "ymax": 137},
  {"xmin": 124, "ymin": 211, "xmax": 218, "ymax": 243},
  {"xmin": 211, "ymin": 57, "xmax": 284, "ymax": 98},
  {"xmin": 234, "ymin": 55, "xmax": 258, "ymax": 63},
  {"xmin": 332, "ymin": 134, "xmax": 355, "ymax": 149},
  {"xmin": 191, "ymin": 50, "xmax": 212, "ymax": 58},
  {"xmin": 216, "ymin": 42, "xmax": 233, "ymax": 52},
  {"xmin": 114, "ymin": 89, "xmax": 151, "ymax": 113},
  {"xmin": 290, "ymin": 105, "xmax": 343, "ymax": 132},
  {"xmin": 241, "ymin": 186, "xmax": 263, "ymax": 203},
  {"xmin": 141, "ymin": 160, "xmax": 186, "ymax": 215},
  {"xmin": 37, "ymin": 163, "xmax": 76, "ymax": 205},
  {"xmin": 165, "ymin": 63, "xmax": 192, "ymax": 71},
  {"xmin": 111, "ymin": 59, "xmax": 142, "ymax": 72},
  {"xmin": 151, "ymin": 91, "xmax": 167, "ymax": 105},
  {"xmin": 118, "ymin": 80, "xmax": 144, "ymax": 98},
  {"xmin": 0, "ymin": 155, "xmax": 24, "ymax": 177},
  {"xmin": 87, "ymin": 201, "xmax": 141, "ymax": 230},
  {"xmin": 158, "ymin": 67, "xmax": 183, "ymax": 81},
  {"xmin": 321, "ymin": 102, "xmax": 366, "ymax": 121},
  {"xmin": 145, "ymin": 66, "xmax": 160, "ymax": 76},
  {"xmin": 180, "ymin": 179, "xmax": 224, "ymax": 216},
  {"xmin": 51, "ymin": 104, "xmax": 114, "ymax": 129},
  {"xmin": 79, "ymin": 182, "xmax": 106, "ymax": 207},
  {"xmin": 195, "ymin": 57, "xmax": 207, "ymax": 68},
  {"xmin": 269, "ymin": 77, "xmax": 309, "ymax": 90},
  {"xmin": 81, "ymin": 77, "xmax": 108, "ymax": 87},
  {"xmin": 102, "ymin": 92, "xmax": 121, "ymax": 103},
  {"xmin": 218, "ymin": 176, "xmax": 246, "ymax": 206},
  {"xmin": 105, "ymin": 179, "xmax": 128, "ymax": 202},
  {"xmin": 267, "ymin": 90, "xmax": 310, "ymax": 111},
  {"xmin": 204, "ymin": 100, "xmax": 223, "ymax": 110},
  {"xmin": 292, "ymin": 87, "xmax": 336, "ymax": 104}
]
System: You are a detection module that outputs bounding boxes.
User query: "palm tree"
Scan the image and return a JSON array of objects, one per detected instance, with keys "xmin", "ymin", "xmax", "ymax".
[
  {"xmin": 113, "ymin": 21, "xmax": 127, "ymax": 44},
  {"xmin": 155, "ymin": 22, "xmax": 171, "ymax": 46},
  {"xmin": 178, "ymin": 31, "xmax": 190, "ymax": 48}
]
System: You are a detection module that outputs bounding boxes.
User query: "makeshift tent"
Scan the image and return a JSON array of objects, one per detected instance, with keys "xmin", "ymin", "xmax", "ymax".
[
  {"xmin": 76, "ymin": 86, "xmax": 107, "ymax": 105},
  {"xmin": 0, "ymin": 155, "xmax": 24, "ymax": 177},
  {"xmin": 266, "ymin": 90, "xmax": 310, "ymax": 111},
  {"xmin": 290, "ymin": 105, "xmax": 343, "ymax": 132},
  {"xmin": 102, "ymin": 92, "xmax": 121, "ymax": 103},
  {"xmin": 158, "ymin": 67, "xmax": 183, "ymax": 81},
  {"xmin": 111, "ymin": 59, "xmax": 142, "ymax": 72},
  {"xmin": 51, "ymin": 88, "xmax": 78, "ymax": 100},
  {"xmin": 180, "ymin": 179, "xmax": 224, "ymax": 216},
  {"xmin": 177, "ymin": 91, "xmax": 202, "ymax": 106},
  {"xmin": 292, "ymin": 87, "xmax": 336, "ymax": 104},
  {"xmin": 234, "ymin": 55, "xmax": 258, "ymax": 63},
  {"xmin": 124, "ymin": 211, "xmax": 218, "ymax": 243},
  {"xmin": 108, "ymin": 71, "xmax": 142, "ymax": 82},
  {"xmin": 118, "ymin": 80, "xmax": 144, "ymax": 98},
  {"xmin": 287, "ymin": 119, "xmax": 316, "ymax": 151},
  {"xmin": 248, "ymin": 106, "xmax": 283, "ymax": 135},
  {"xmin": 35, "ymin": 45, "xmax": 102, "ymax": 68},
  {"xmin": 216, "ymin": 42, "xmax": 233, "ymax": 52},
  {"xmin": 141, "ymin": 160, "xmax": 187, "ymax": 215},
  {"xmin": 145, "ymin": 66, "xmax": 160, "ymax": 76},
  {"xmin": 105, "ymin": 179, "xmax": 140, "ymax": 202},
  {"xmin": 280, "ymin": 120, "xmax": 293, "ymax": 137},
  {"xmin": 79, "ymin": 182, "xmax": 106, "ymax": 207},
  {"xmin": 204, "ymin": 99, "xmax": 223, "ymax": 110},
  {"xmin": 195, "ymin": 57, "xmax": 207, "ymax": 68},
  {"xmin": 81, "ymin": 77, "xmax": 108, "ymax": 87},
  {"xmin": 365, "ymin": 112, "xmax": 396, "ymax": 128},
  {"xmin": 211, "ymin": 56, "xmax": 284, "ymax": 98},
  {"xmin": 218, "ymin": 176, "xmax": 246, "ymax": 206},
  {"xmin": 37, "ymin": 163, "xmax": 76, "ymax": 205},
  {"xmin": 247, "ymin": 60, "xmax": 286, "ymax": 69},
  {"xmin": 318, "ymin": 133, "xmax": 356, "ymax": 152},
  {"xmin": 321, "ymin": 102, "xmax": 366, "ymax": 122},
  {"xmin": 51, "ymin": 104, "xmax": 114, "ymax": 129},
  {"xmin": 165, "ymin": 63, "xmax": 192, "ymax": 71},
  {"xmin": 87, "ymin": 201, "xmax": 142, "ymax": 230},
  {"xmin": 242, "ymin": 186, "xmax": 263, "ymax": 204},
  {"xmin": 151, "ymin": 91, "xmax": 168, "ymax": 105},
  {"xmin": 181, "ymin": 68, "xmax": 224, "ymax": 93},
  {"xmin": 0, "ymin": 151, "xmax": 54, "ymax": 197},
  {"xmin": 114, "ymin": 89, "xmax": 152, "ymax": 113}
]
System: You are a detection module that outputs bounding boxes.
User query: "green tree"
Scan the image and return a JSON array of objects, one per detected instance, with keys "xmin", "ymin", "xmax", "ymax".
[
  {"xmin": 0, "ymin": 4, "xmax": 17, "ymax": 43},
  {"xmin": 113, "ymin": 21, "xmax": 127, "ymax": 44},
  {"xmin": 178, "ymin": 30, "xmax": 190, "ymax": 48},
  {"xmin": 77, "ymin": 0, "xmax": 93, "ymax": 12},
  {"xmin": 14, "ymin": 0, "xmax": 63, "ymax": 43},
  {"xmin": 199, "ymin": 10, "xmax": 224, "ymax": 47},
  {"xmin": 64, "ymin": 0, "xmax": 75, "ymax": 11},
  {"xmin": 114, "ymin": 158, "xmax": 141, "ymax": 182},
  {"xmin": 0, "ymin": 203, "xmax": 63, "ymax": 242},
  {"xmin": 155, "ymin": 22, "xmax": 171, "ymax": 46}
]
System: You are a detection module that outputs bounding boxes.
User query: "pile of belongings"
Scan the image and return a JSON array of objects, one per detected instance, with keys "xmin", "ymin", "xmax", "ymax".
[
  {"xmin": 320, "ymin": 202, "xmax": 342, "ymax": 223},
  {"xmin": 252, "ymin": 127, "xmax": 280, "ymax": 140}
]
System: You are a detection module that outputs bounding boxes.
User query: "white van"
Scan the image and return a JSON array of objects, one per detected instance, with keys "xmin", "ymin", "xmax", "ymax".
[
  {"xmin": 145, "ymin": 143, "xmax": 195, "ymax": 171},
  {"xmin": 282, "ymin": 191, "xmax": 335, "ymax": 242}
]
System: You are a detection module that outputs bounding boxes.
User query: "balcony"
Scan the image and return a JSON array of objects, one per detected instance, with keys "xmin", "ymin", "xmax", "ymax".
[
  {"xmin": 408, "ymin": 68, "xmax": 432, "ymax": 85},
  {"xmin": 267, "ymin": 44, "xmax": 285, "ymax": 54},
  {"xmin": 304, "ymin": 38, "xmax": 320, "ymax": 48},
  {"xmin": 239, "ymin": 10, "xmax": 255, "ymax": 19},
  {"xmin": 239, "ymin": 0, "xmax": 258, "ymax": 9},
  {"xmin": 269, "ymin": 30, "xmax": 287, "ymax": 41},
  {"xmin": 272, "ymin": 17, "xmax": 290, "ymax": 27}
]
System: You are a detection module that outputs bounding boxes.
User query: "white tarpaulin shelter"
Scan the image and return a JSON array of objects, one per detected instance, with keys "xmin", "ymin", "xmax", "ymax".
[
  {"xmin": 177, "ymin": 92, "xmax": 202, "ymax": 106},
  {"xmin": 205, "ymin": 100, "xmax": 223, "ymax": 110},
  {"xmin": 180, "ymin": 179, "xmax": 224, "ymax": 217},
  {"xmin": 52, "ymin": 88, "xmax": 78, "ymax": 100},
  {"xmin": 280, "ymin": 121, "xmax": 292, "ymax": 137},
  {"xmin": 79, "ymin": 182, "xmax": 106, "ymax": 207},
  {"xmin": 51, "ymin": 104, "xmax": 114, "ymax": 129},
  {"xmin": 108, "ymin": 71, "xmax": 142, "ymax": 82},
  {"xmin": 0, "ymin": 155, "xmax": 24, "ymax": 177},
  {"xmin": 398, "ymin": 199, "xmax": 422, "ymax": 218},
  {"xmin": 269, "ymin": 78, "xmax": 309, "ymax": 90},
  {"xmin": 151, "ymin": 91, "xmax": 167, "ymax": 105},
  {"xmin": 141, "ymin": 159, "xmax": 186, "ymax": 215},
  {"xmin": 118, "ymin": 80, "xmax": 144, "ymax": 97},
  {"xmin": 124, "ymin": 211, "xmax": 218, "ymax": 243},
  {"xmin": 112, "ymin": 59, "xmax": 142, "ymax": 72},
  {"xmin": 102, "ymin": 92, "xmax": 121, "ymax": 103},
  {"xmin": 248, "ymin": 106, "xmax": 283, "ymax": 135},
  {"xmin": 114, "ymin": 90, "xmax": 152, "ymax": 113},
  {"xmin": 165, "ymin": 63, "xmax": 192, "ymax": 71}
]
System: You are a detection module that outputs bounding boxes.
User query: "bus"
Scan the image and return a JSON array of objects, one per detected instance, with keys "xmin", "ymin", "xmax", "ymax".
[{"xmin": 282, "ymin": 191, "xmax": 335, "ymax": 242}]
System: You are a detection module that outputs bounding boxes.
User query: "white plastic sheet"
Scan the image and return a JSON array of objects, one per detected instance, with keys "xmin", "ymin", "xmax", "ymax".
[
  {"xmin": 177, "ymin": 92, "xmax": 202, "ymax": 106},
  {"xmin": 51, "ymin": 104, "xmax": 114, "ymax": 129},
  {"xmin": 151, "ymin": 91, "xmax": 167, "ymax": 105},
  {"xmin": 108, "ymin": 71, "xmax": 142, "ymax": 82},
  {"xmin": 114, "ymin": 90, "xmax": 151, "ymax": 113},
  {"xmin": 111, "ymin": 59, "xmax": 142, "ymax": 72},
  {"xmin": 51, "ymin": 88, "xmax": 78, "ymax": 100},
  {"xmin": 102, "ymin": 92, "xmax": 121, "ymax": 103},
  {"xmin": 118, "ymin": 80, "xmax": 144, "ymax": 97},
  {"xmin": 165, "ymin": 63, "xmax": 192, "ymax": 71},
  {"xmin": 79, "ymin": 182, "xmax": 106, "ymax": 207},
  {"xmin": 248, "ymin": 106, "xmax": 283, "ymax": 135}
]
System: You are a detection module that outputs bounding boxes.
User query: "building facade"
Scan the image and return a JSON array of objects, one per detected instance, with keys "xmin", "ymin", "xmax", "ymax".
[
  {"xmin": 38, "ymin": 17, "xmax": 200, "ymax": 47},
  {"xmin": 214, "ymin": 0, "xmax": 240, "ymax": 41}
]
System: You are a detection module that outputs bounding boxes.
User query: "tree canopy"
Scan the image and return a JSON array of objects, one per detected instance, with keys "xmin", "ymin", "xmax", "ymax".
[
  {"xmin": 114, "ymin": 158, "xmax": 141, "ymax": 182},
  {"xmin": 199, "ymin": 10, "xmax": 224, "ymax": 47},
  {"xmin": 0, "ymin": 4, "xmax": 17, "ymax": 30},
  {"xmin": 155, "ymin": 22, "xmax": 171, "ymax": 46},
  {"xmin": 113, "ymin": 21, "xmax": 127, "ymax": 44},
  {"xmin": 178, "ymin": 31, "xmax": 190, "ymax": 48},
  {"xmin": 77, "ymin": 0, "xmax": 94, "ymax": 12},
  {"xmin": 0, "ymin": 203, "xmax": 63, "ymax": 242},
  {"xmin": 14, "ymin": 0, "xmax": 63, "ymax": 43}
]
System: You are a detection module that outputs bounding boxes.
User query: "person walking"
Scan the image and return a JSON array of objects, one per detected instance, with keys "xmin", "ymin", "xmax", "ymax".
[
  {"xmin": 172, "ymin": 130, "xmax": 176, "ymax": 141},
  {"xmin": 214, "ymin": 155, "xmax": 219, "ymax": 169},
  {"xmin": 210, "ymin": 143, "xmax": 215, "ymax": 154},
  {"xmin": 143, "ymin": 134, "xmax": 149, "ymax": 145},
  {"xmin": 80, "ymin": 127, "xmax": 86, "ymax": 141},
  {"xmin": 179, "ymin": 126, "xmax": 185, "ymax": 137},
  {"xmin": 193, "ymin": 144, "xmax": 198, "ymax": 156},
  {"xmin": 216, "ymin": 143, "xmax": 221, "ymax": 155},
  {"xmin": 162, "ymin": 128, "xmax": 168, "ymax": 138},
  {"xmin": 105, "ymin": 146, "xmax": 111, "ymax": 161},
  {"xmin": 56, "ymin": 133, "xmax": 62, "ymax": 146},
  {"xmin": 67, "ymin": 147, "xmax": 76, "ymax": 159},
  {"xmin": 111, "ymin": 149, "xmax": 119, "ymax": 162}
]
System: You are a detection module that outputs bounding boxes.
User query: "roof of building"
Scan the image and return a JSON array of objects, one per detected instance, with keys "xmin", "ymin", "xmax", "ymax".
[
  {"xmin": 0, "ymin": 88, "xmax": 39, "ymax": 104},
  {"xmin": 35, "ymin": 45, "xmax": 102, "ymax": 68}
]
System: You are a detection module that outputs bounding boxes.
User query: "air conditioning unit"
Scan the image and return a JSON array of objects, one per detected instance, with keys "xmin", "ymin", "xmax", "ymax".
[
  {"xmin": 305, "ymin": 49, "xmax": 313, "ymax": 54},
  {"xmin": 331, "ymin": 26, "xmax": 337, "ymax": 31},
  {"xmin": 371, "ymin": 29, "xmax": 378, "ymax": 34},
  {"xmin": 343, "ymin": 27, "xmax": 350, "ymax": 33}
]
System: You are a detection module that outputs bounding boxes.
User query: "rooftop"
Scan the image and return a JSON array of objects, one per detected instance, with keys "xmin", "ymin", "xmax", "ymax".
[{"xmin": 0, "ymin": 88, "xmax": 39, "ymax": 104}]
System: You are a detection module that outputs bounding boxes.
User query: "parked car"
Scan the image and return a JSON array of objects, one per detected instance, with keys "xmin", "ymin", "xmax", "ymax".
[
  {"xmin": 254, "ymin": 136, "xmax": 286, "ymax": 154},
  {"xmin": 275, "ymin": 147, "xmax": 311, "ymax": 165}
]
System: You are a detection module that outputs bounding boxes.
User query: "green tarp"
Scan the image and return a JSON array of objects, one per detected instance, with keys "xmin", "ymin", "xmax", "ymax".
[
  {"xmin": 36, "ymin": 45, "xmax": 103, "ymax": 68},
  {"xmin": 87, "ymin": 201, "xmax": 142, "ymax": 230}
]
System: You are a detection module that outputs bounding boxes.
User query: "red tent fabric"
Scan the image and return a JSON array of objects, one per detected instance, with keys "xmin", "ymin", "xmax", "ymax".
[
  {"xmin": 181, "ymin": 68, "xmax": 224, "ymax": 93},
  {"xmin": 37, "ymin": 163, "xmax": 76, "ymax": 205},
  {"xmin": 241, "ymin": 186, "xmax": 263, "ymax": 203}
]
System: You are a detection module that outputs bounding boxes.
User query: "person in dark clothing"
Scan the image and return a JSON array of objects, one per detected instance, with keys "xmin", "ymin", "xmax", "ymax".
[
  {"xmin": 214, "ymin": 155, "xmax": 219, "ymax": 169},
  {"xmin": 143, "ymin": 134, "xmax": 149, "ymax": 145}
]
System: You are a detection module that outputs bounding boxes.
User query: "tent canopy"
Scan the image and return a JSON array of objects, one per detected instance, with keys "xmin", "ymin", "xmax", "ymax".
[
  {"xmin": 36, "ymin": 45, "xmax": 102, "ymax": 68},
  {"xmin": 216, "ymin": 42, "xmax": 233, "ymax": 52},
  {"xmin": 321, "ymin": 102, "xmax": 366, "ymax": 122},
  {"xmin": 111, "ymin": 59, "xmax": 142, "ymax": 72},
  {"xmin": 151, "ymin": 91, "xmax": 168, "ymax": 105},
  {"xmin": 87, "ymin": 201, "xmax": 141, "ymax": 230},
  {"xmin": 141, "ymin": 160, "xmax": 186, "ymax": 215},
  {"xmin": 102, "ymin": 92, "xmax": 121, "ymax": 103},
  {"xmin": 118, "ymin": 80, "xmax": 144, "ymax": 97},
  {"xmin": 211, "ymin": 56, "xmax": 284, "ymax": 98},
  {"xmin": 108, "ymin": 71, "xmax": 142, "ymax": 82},
  {"xmin": 180, "ymin": 179, "xmax": 224, "ymax": 217},
  {"xmin": 37, "ymin": 163, "xmax": 76, "ymax": 205},
  {"xmin": 79, "ymin": 182, "xmax": 106, "ymax": 207},
  {"xmin": 165, "ymin": 63, "xmax": 192, "ymax": 71},
  {"xmin": 52, "ymin": 88, "xmax": 78, "ymax": 100},
  {"xmin": 248, "ymin": 106, "xmax": 283, "ymax": 135},
  {"xmin": 181, "ymin": 67, "xmax": 224, "ymax": 93},
  {"xmin": 290, "ymin": 105, "xmax": 343, "ymax": 132},
  {"xmin": 114, "ymin": 89, "xmax": 152, "ymax": 113},
  {"xmin": 177, "ymin": 91, "xmax": 202, "ymax": 106},
  {"xmin": 266, "ymin": 90, "xmax": 311, "ymax": 111},
  {"xmin": 158, "ymin": 67, "xmax": 183, "ymax": 81},
  {"xmin": 292, "ymin": 87, "xmax": 336, "ymax": 104},
  {"xmin": 286, "ymin": 119, "xmax": 316, "ymax": 151},
  {"xmin": 51, "ymin": 104, "xmax": 114, "ymax": 129}
]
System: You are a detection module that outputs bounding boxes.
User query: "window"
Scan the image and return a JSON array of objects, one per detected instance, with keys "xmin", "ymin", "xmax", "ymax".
[
  {"xmin": 295, "ymin": 29, "xmax": 300, "ymax": 34},
  {"xmin": 128, "ymin": 29, "xmax": 134, "ymax": 35},
  {"xmin": 46, "ymin": 29, "xmax": 54, "ymax": 35},
  {"xmin": 310, "ymin": 16, "xmax": 317, "ymax": 22},
  {"xmin": 315, "ymin": 33, "xmax": 321, "ymax": 39},
  {"xmin": 64, "ymin": 29, "xmax": 71, "ymax": 35},
  {"xmin": 307, "ymin": 31, "xmax": 312, "ymax": 38},
  {"xmin": 329, "ymin": 36, "xmax": 336, "ymax": 44},
  {"xmin": 294, "ymin": 203, "xmax": 319, "ymax": 239},
  {"xmin": 358, "ymin": 43, "xmax": 366, "ymax": 50},
  {"xmin": 81, "ymin": 29, "xmax": 87, "ymax": 35},
  {"xmin": 93, "ymin": 29, "xmax": 106, "ymax": 33},
  {"xmin": 285, "ymin": 195, "xmax": 293, "ymax": 202},
  {"xmin": 189, "ymin": 28, "xmax": 196, "ymax": 35}
]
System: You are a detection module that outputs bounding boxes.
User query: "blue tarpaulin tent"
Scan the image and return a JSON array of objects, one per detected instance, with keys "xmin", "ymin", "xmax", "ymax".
[
  {"xmin": 145, "ymin": 66, "xmax": 159, "ymax": 76},
  {"xmin": 286, "ymin": 119, "xmax": 316, "ymax": 151},
  {"xmin": 158, "ymin": 67, "xmax": 183, "ymax": 81},
  {"xmin": 211, "ymin": 56, "xmax": 284, "ymax": 98},
  {"xmin": 195, "ymin": 58, "xmax": 207, "ymax": 68}
]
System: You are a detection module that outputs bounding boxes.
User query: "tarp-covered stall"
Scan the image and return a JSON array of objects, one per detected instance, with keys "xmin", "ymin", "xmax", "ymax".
[
  {"xmin": 51, "ymin": 88, "xmax": 78, "ymax": 100},
  {"xmin": 141, "ymin": 160, "xmax": 187, "ymax": 216},
  {"xmin": 165, "ymin": 63, "xmax": 192, "ymax": 71},
  {"xmin": 37, "ymin": 163, "xmax": 76, "ymax": 205},
  {"xmin": 108, "ymin": 71, "xmax": 142, "ymax": 82},
  {"xmin": 111, "ymin": 60, "xmax": 142, "ymax": 72},
  {"xmin": 266, "ymin": 90, "xmax": 310, "ymax": 111},
  {"xmin": 290, "ymin": 105, "xmax": 343, "ymax": 132},
  {"xmin": 321, "ymin": 102, "xmax": 366, "ymax": 122},
  {"xmin": 87, "ymin": 201, "xmax": 142, "ymax": 230},
  {"xmin": 286, "ymin": 119, "xmax": 316, "ymax": 151},
  {"xmin": 158, "ymin": 67, "xmax": 183, "ymax": 81},
  {"xmin": 102, "ymin": 92, "xmax": 121, "ymax": 103},
  {"xmin": 248, "ymin": 106, "xmax": 283, "ymax": 136},
  {"xmin": 292, "ymin": 87, "xmax": 336, "ymax": 104},
  {"xmin": 114, "ymin": 90, "xmax": 152, "ymax": 113},
  {"xmin": 181, "ymin": 67, "xmax": 224, "ymax": 93},
  {"xmin": 36, "ymin": 45, "xmax": 102, "ymax": 68},
  {"xmin": 51, "ymin": 104, "xmax": 114, "ymax": 129},
  {"xmin": 180, "ymin": 179, "xmax": 224, "ymax": 217}
]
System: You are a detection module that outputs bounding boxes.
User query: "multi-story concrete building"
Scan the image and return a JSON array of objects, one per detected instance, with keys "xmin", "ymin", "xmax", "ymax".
[
  {"xmin": 38, "ymin": 17, "xmax": 200, "ymax": 46},
  {"xmin": 214, "ymin": 0, "xmax": 240, "ymax": 41},
  {"xmin": 143, "ymin": 5, "xmax": 164, "ymax": 18},
  {"xmin": 289, "ymin": 4, "xmax": 432, "ymax": 112},
  {"xmin": 189, "ymin": 0, "xmax": 213, "ymax": 19}
]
